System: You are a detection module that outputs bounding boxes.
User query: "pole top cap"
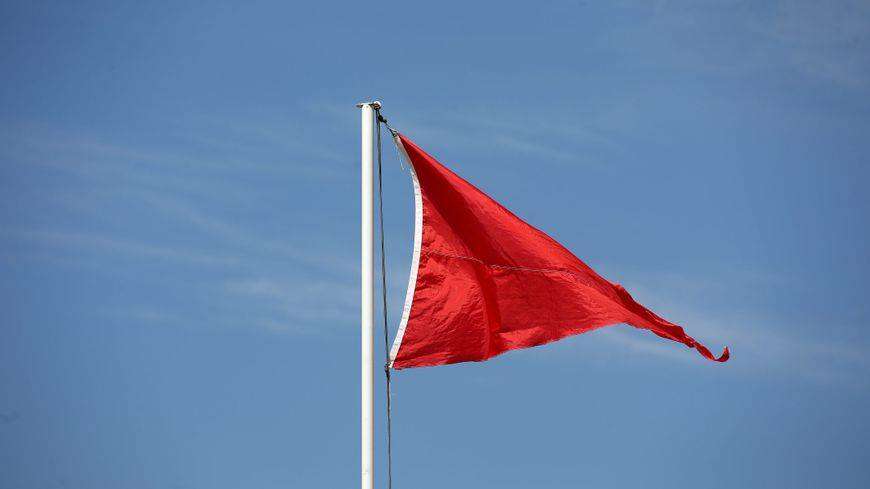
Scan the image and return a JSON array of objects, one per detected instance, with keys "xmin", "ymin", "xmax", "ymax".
[{"xmin": 356, "ymin": 100, "xmax": 382, "ymax": 109}]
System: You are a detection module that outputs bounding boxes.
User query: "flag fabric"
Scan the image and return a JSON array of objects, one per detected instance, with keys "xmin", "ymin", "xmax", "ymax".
[{"xmin": 388, "ymin": 133, "xmax": 729, "ymax": 369}]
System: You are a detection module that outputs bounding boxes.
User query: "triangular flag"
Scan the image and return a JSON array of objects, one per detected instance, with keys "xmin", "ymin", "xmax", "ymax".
[{"xmin": 389, "ymin": 133, "xmax": 729, "ymax": 369}]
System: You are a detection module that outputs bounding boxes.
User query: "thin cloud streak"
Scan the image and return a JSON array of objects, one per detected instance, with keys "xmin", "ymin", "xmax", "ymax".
[
  {"xmin": 607, "ymin": 273, "xmax": 869, "ymax": 385},
  {"xmin": 2, "ymin": 122, "xmax": 357, "ymax": 275},
  {"xmin": 612, "ymin": 0, "xmax": 870, "ymax": 89},
  {"xmin": 138, "ymin": 191, "xmax": 357, "ymax": 275},
  {"xmin": 223, "ymin": 277, "xmax": 357, "ymax": 333},
  {"xmin": 1, "ymin": 120, "xmax": 360, "ymax": 339},
  {"xmin": 4, "ymin": 230, "xmax": 239, "ymax": 268},
  {"xmin": 303, "ymin": 101, "xmax": 610, "ymax": 165}
]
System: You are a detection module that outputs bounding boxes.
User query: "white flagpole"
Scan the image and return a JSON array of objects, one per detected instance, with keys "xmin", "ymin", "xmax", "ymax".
[{"xmin": 357, "ymin": 100, "xmax": 379, "ymax": 489}]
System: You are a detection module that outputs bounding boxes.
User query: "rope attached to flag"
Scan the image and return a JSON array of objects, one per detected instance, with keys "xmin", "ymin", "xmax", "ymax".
[{"xmin": 375, "ymin": 106, "xmax": 394, "ymax": 489}]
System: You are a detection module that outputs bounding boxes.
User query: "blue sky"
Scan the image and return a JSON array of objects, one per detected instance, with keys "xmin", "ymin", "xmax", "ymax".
[{"xmin": 2, "ymin": 1, "xmax": 869, "ymax": 488}]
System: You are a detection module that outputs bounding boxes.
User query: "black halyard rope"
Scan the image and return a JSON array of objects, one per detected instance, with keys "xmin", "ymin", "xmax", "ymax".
[{"xmin": 375, "ymin": 107, "xmax": 394, "ymax": 489}]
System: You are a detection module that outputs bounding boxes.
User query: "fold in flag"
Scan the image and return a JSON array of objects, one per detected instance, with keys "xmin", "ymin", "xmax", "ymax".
[{"xmin": 389, "ymin": 133, "xmax": 729, "ymax": 369}]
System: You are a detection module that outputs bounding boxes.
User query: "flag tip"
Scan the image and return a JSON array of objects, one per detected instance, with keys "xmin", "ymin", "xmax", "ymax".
[{"xmin": 694, "ymin": 342, "xmax": 730, "ymax": 362}]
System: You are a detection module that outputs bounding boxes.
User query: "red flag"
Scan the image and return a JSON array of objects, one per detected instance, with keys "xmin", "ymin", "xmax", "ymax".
[{"xmin": 389, "ymin": 133, "xmax": 729, "ymax": 369}]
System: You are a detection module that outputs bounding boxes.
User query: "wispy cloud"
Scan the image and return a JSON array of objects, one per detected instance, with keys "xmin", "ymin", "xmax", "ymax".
[
  {"xmin": 1, "ymin": 119, "xmax": 361, "ymax": 338},
  {"xmin": 600, "ymin": 270, "xmax": 870, "ymax": 386},
  {"xmin": 222, "ymin": 277, "xmax": 357, "ymax": 333},
  {"xmin": 750, "ymin": 0, "xmax": 870, "ymax": 88},
  {"xmin": 595, "ymin": 327, "xmax": 700, "ymax": 363},
  {"xmin": 612, "ymin": 0, "xmax": 870, "ymax": 89},
  {"xmin": 597, "ymin": 314, "xmax": 869, "ymax": 384},
  {"xmin": 2, "ymin": 117, "xmax": 349, "ymax": 205},
  {"xmin": 4, "ymin": 229, "xmax": 239, "ymax": 268},
  {"xmin": 99, "ymin": 307, "xmax": 193, "ymax": 328},
  {"xmin": 137, "ymin": 191, "xmax": 356, "ymax": 275},
  {"xmin": 2, "ymin": 118, "xmax": 356, "ymax": 272},
  {"xmin": 304, "ymin": 100, "xmax": 621, "ymax": 166},
  {"xmin": 187, "ymin": 114, "xmax": 350, "ymax": 166}
]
